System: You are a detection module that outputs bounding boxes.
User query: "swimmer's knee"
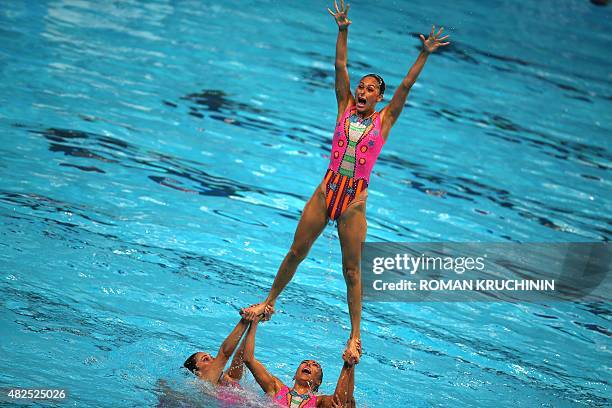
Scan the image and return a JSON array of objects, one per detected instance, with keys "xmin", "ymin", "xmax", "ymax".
[
  {"xmin": 288, "ymin": 243, "xmax": 310, "ymax": 262},
  {"xmin": 342, "ymin": 265, "xmax": 361, "ymax": 286}
]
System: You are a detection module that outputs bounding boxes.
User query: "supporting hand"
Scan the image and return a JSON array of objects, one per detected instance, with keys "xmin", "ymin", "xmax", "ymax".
[
  {"xmin": 327, "ymin": 0, "xmax": 351, "ymax": 31},
  {"xmin": 419, "ymin": 25, "xmax": 450, "ymax": 53},
  {"xmin": 240, "ymin": 303, "xmax": 275, "ymax": 322},
  {"xmin": 342, "ymin": 337, "xmax": 362, "ymax": 365}
]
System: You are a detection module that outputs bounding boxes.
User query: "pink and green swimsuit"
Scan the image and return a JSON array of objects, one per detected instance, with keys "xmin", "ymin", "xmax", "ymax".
[
  {"xmin": 274, "ymin": 385, "xmax": 317, "ymax": 407},
  {"xmin": 323, "ymin": 104, "xmax": 385, "ymax": 221}
]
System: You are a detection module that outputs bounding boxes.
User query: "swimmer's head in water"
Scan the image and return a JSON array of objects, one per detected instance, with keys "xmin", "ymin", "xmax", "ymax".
[
  {"xmin": 184, "ymin": 351, "xmax": 214, "ymax": 376},
  {"xmin": 293, "ymin": 359, "xmax": 323, "ymax": 392},
  {"xmin": 355, "ymin": 74, "xmax": 385, "ymax": 114}
]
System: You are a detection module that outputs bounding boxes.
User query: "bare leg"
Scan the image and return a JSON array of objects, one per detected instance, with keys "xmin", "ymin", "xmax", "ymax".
[
  {"xmin": 243, "ymin": 183, "xmax": 328, "ymax": 319},
  {"xmin": 337, "ymin": 196, "xmax": 367, "ymax": 364}
]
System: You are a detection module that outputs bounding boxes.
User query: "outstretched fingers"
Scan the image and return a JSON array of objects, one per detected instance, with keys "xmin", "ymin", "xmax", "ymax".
[
  {"xmin": 437, "ymin": 32, "xmax": 450, "ymax": 47},
  {"xmin": 421, "ymin": 26, "xmax": 451, "ymax": 51},
  {"xmin": 329, "ymin": 1, "xmax": 349, "ymax": 16},
  {"xmin": 328, "ymin": 1, "xmax": 351, "ymax": 28},
  {"xmin": 341, "ymin": 0, "xmax": 350, "ymax": 13}
]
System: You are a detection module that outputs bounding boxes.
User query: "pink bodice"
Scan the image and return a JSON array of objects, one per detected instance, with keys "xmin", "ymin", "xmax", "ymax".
[{"xmin": 328, "ymin": 105, "xmax": 385, "ymax": 183}]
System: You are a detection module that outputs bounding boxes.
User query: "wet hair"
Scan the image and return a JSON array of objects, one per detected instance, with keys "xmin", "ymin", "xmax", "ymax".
[
  {"xmin": 363, "ymin": 73, "xmax": 386, "ymax": 95},
  {"xmin": 183, "ymin": 352, "xmax": 199, "ymax": 374}
]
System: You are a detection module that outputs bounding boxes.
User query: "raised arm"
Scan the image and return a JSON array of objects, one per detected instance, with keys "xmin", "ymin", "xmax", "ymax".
[
  {"xmin": 317, "ymin": 362, "xmax": 355, "ymax": 408},
  {"xmin": 224, "ymin": 331, "xmax": 246, "ymax": 382},
  {"xmin": 380, "ymin": 25, "xmax": 450, "ymax": 139},
  {"xmin": 342, "ymin": 363, "xmax": 356, "ymax": 408},
  {"xmin": 328, "ymin": 1, "xmax": 353, "ymax": 120},
  {"xmin": 242, "ymin": 319, "xmax": 284, "ymax": 396},
  {"xmin": 214, "ymin": 318, "xmax": 249, "ymax": 369}
]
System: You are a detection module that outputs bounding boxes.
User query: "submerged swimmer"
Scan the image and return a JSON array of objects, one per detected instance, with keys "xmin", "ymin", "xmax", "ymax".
[
  {"xmin": 183, "ymin": 318, "xmax": 248, "ymax": 386},
  {"xmin": 242, "ymin": 0, "xmax": 450, "ymax": 364},
  {"xmin": 183, "ymin": 307, "xmax": 271, "ymax": 386},
  {"xmin": 241, "ymin": 316, "xmax": 356, "ymax": 407}
]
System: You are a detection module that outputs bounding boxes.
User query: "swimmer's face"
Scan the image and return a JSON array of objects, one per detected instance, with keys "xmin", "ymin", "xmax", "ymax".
[
  {"xmin": 294, "ymin": 360, "xmax": 322, "ymax": 390},
  {"xmin": 194, "ymin": 352, "xmax": 214, "ymax": 372},
  {"xmin": 355, "ymin": 76, "xmax": 383, "ymax": 113},
  {"xmin": 184, "ymin": 351, "xmax": 215, "ymax": 376}
]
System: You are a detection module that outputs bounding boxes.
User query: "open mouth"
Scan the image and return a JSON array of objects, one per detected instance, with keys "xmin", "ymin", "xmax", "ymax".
[
  {"xmin": 301, "ymin": 367, "xmax": 312, "ymax": 375},
  {"xmin": 356, "ymin": 96, "xmax": 367, "ymax": 107}
]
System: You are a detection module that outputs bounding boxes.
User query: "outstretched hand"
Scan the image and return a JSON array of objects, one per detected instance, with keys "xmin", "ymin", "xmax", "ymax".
[
  {"xmin": 420, "ymin": 25, "xmax": 450, "ymax": 53},
  {"xmin": 327, "ymin": 0, "xmax": 351, "ymax": 30}
]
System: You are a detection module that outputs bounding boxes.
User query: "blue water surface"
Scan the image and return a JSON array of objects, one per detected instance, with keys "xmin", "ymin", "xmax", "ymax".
[{"xmin": 0, "ymin": 0, "xmax": 610, "ymax": 407}]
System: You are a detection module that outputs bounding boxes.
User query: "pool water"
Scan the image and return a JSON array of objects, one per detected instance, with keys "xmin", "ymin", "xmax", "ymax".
[{"xmin": 0, "ymin": 0, "xmax": 610, "ymax": 407}]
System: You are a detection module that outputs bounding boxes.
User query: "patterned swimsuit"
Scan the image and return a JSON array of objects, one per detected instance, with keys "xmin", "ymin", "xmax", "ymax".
[
  {"xmin": 323, "ymin": 105, "xmax": 385, "ymax": 221},
  {"xmin": 274, "ymin": 385, "xmax": 317, "ymax": 408}
]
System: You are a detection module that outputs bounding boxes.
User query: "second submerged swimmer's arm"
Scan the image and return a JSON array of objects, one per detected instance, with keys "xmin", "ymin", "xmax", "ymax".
[
  {"xmin": 242, "ymin": 321, "xmax": 283, "ymax": 396},
  {"xmin": 214, "ymin": 318, "xmax": 249, "ymax": 369},
  {"xmin": 224, "ymin": 331, "xmax": 247, "ymax": 381}
]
